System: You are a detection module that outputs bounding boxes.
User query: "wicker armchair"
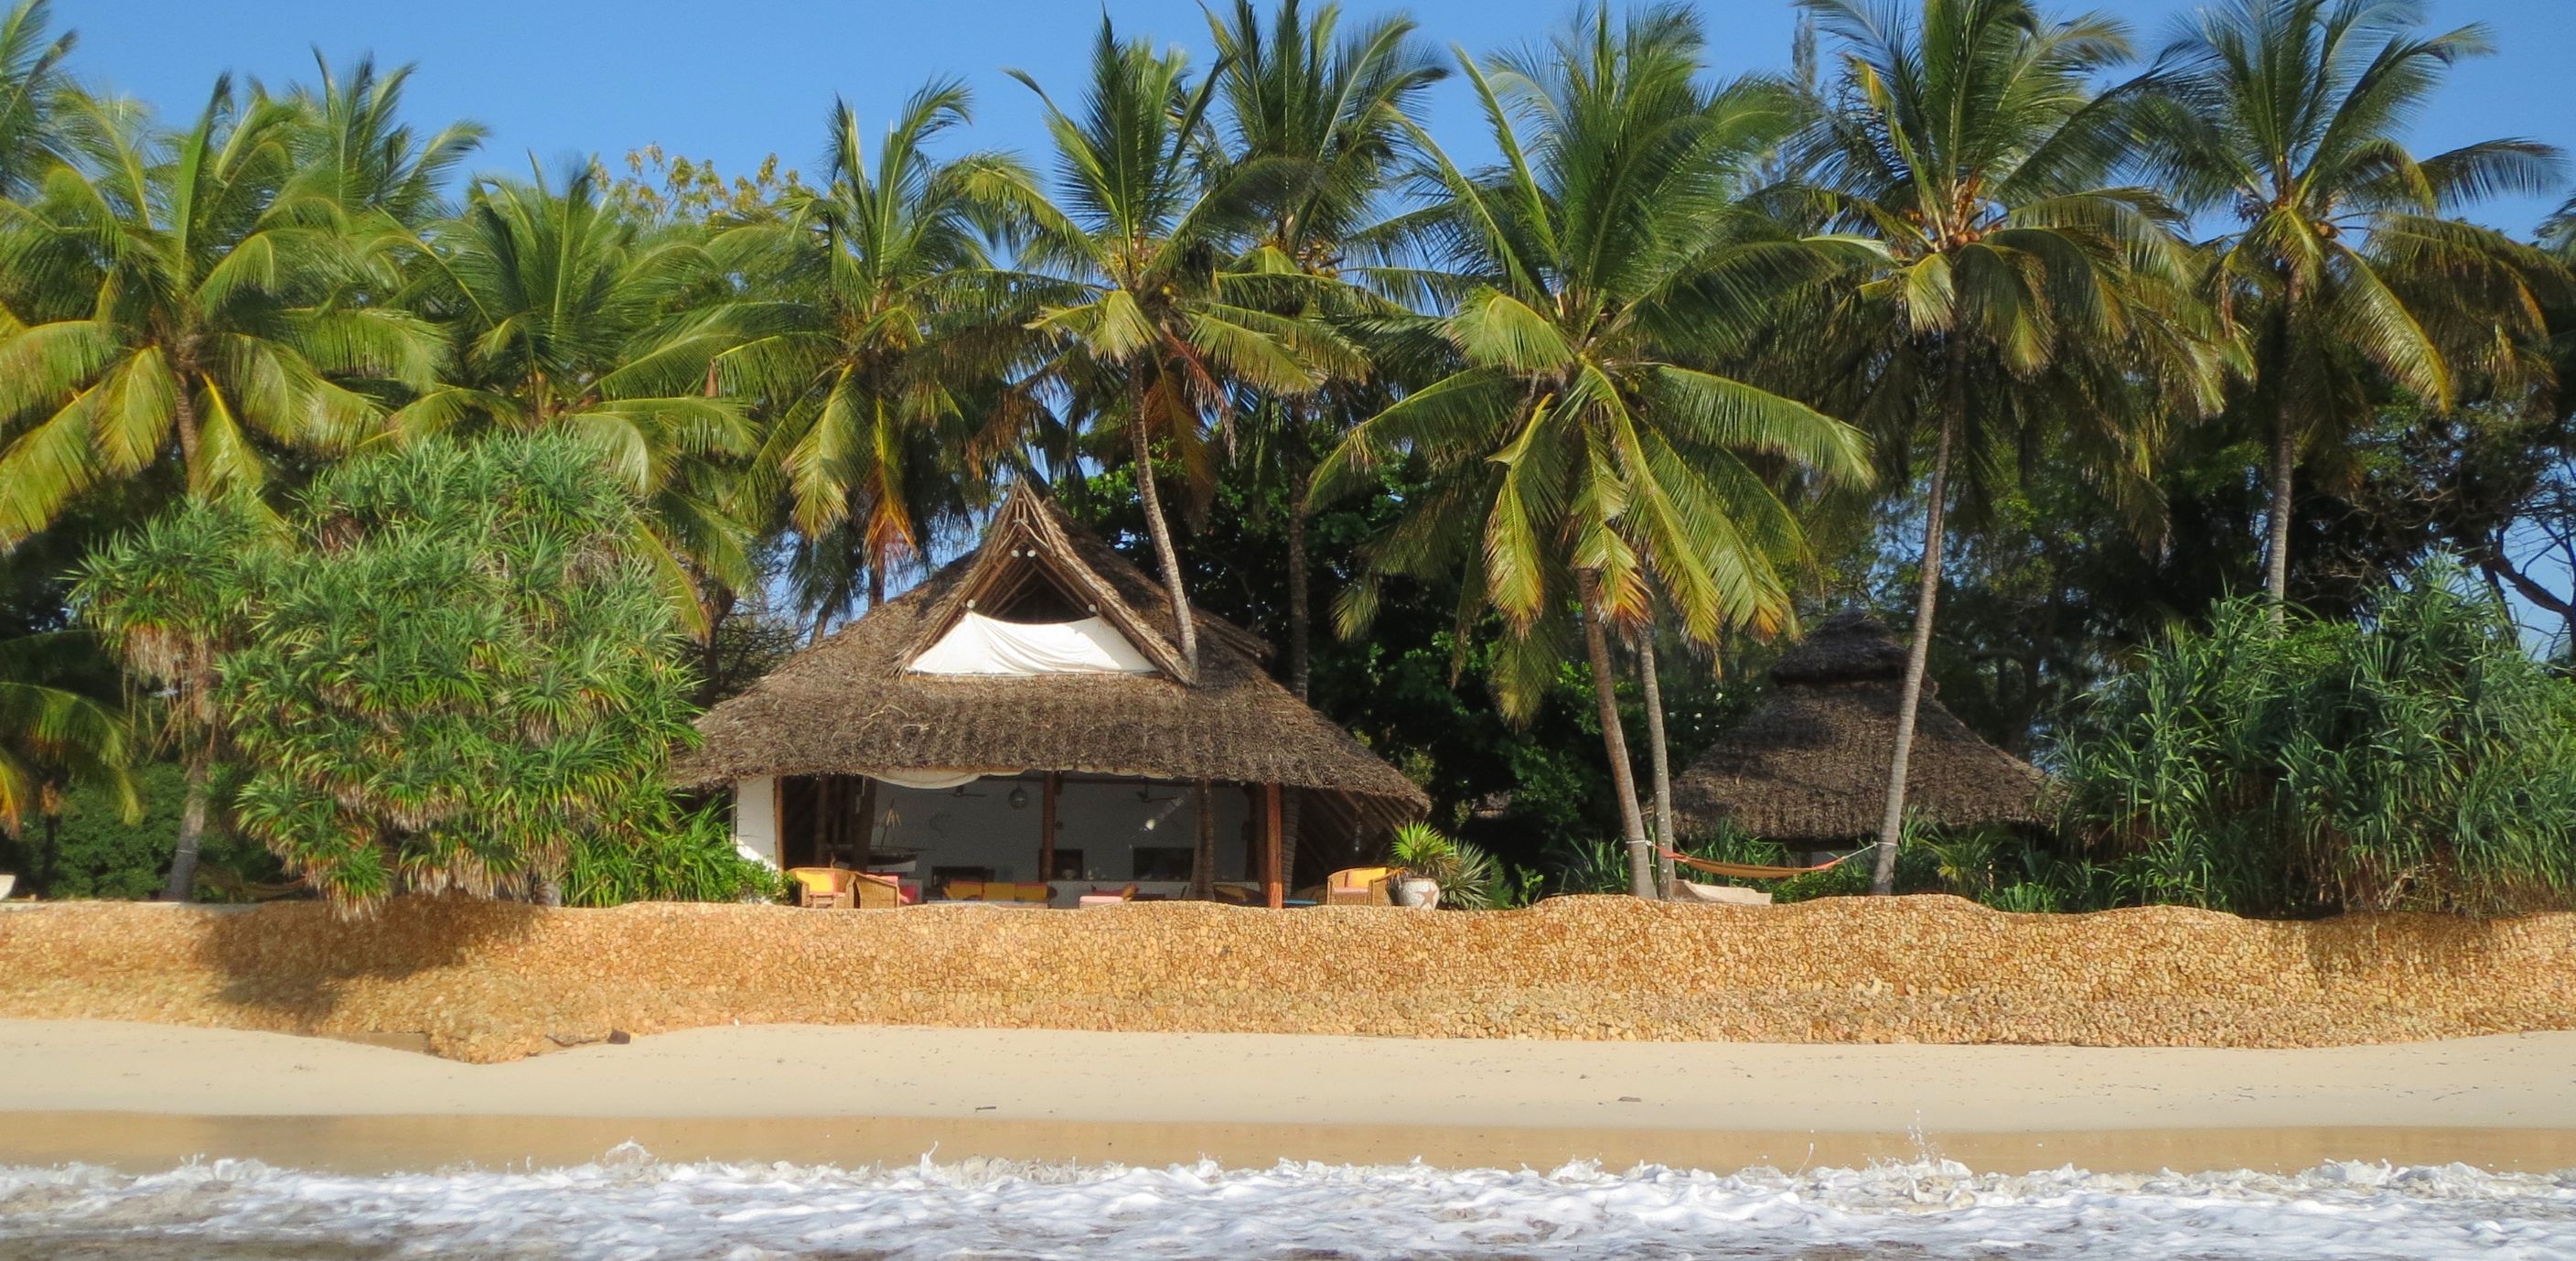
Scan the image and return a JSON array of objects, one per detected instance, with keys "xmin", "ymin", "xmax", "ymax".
[
  {"xmin": 788, "ymin": 867, "xmax": 902, "ymax": 910},
  {"xmin": 1323, "ymin": 866, "xmax": 1395, "ymax": 906}
]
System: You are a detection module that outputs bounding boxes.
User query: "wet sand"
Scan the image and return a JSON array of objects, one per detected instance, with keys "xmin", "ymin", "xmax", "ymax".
[
  {"xmin": 5, "ymin": 1020, "xmax": 2572, "ymax": 1173},
  {"xmin": 8, "ymin": 1112, "xmax": 2575, "ymax": 1176}
]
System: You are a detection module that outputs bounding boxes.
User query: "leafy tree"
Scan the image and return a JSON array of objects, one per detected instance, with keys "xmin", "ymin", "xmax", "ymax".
[
  {"xmin": 1007, "ymin": 17, "xmax": 1363, "ymax": 673},
  {"xmin": 600, "ymin": 145, "xmax": 800, "ymax": 228},
  {"xmin": 0, "ymin": 79, "xmax": 439, "ymax": 544},
  {"xmin": 1789, "ymin": 0, "xmax": 2224, "ymax": 892},
  {"xmin": 71, "ymin": 503, "xmax": 263, "ymax": 901},
  {"xmin": 392, "ymin": 167, "xmax": 754, "ymax": 627},
  {"xmin": 2141, "ymin": 0, "xmax": 2563, "ymax": 617},
  {"xmin": 714, "ymin": 83, "xmax": 1033, "ymax": 608},
  {"xmin": 1317, "ymin": 5, "xmax": 1871, "ymax": 896},
  {"xmin": 2053, "ymin": 560, "xmax": 2576, "ymax": 915},
  {"xmin": 131, "ymin": 433, "xmax": 710, "ymax": 914},
  {"xmin": 0, "ymin": 760, "xmax": 282, "ymax": 900}
]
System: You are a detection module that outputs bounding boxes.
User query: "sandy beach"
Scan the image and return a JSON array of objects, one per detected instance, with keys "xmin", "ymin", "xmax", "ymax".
[{"xmin": 5, "ymin": 1019, "xmax": 2572, "ymax": 1174}]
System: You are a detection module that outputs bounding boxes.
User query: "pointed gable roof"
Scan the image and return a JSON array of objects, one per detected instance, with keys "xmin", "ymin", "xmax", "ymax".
[{"xmin": 905, "ymin": 487, "xmax": 1193, "ymax": 682}]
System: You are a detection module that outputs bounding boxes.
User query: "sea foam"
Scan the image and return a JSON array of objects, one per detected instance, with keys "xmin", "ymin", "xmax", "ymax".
[{"xmin": 2, "ymin": 1151, "xmax": 2571, "ymax": 1259}]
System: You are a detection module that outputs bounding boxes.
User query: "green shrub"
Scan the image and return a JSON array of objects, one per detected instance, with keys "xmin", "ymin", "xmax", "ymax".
[
  {"xmin": 0, "ymin": 761, "xmax": 282, "ymax": 900},
  {"xmin": 565, "ymin": 805, "xmax": 782, "ymax": 906},
  {"xmin": 2052, "ymin": 562, "xmax": 2576, "ymax": 915}
]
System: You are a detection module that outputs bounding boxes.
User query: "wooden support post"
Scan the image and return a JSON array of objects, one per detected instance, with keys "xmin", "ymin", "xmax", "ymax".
[
  {"xmin": 1262, "ymin": 782, "xmax": 1284, "ymax": 909},
  {"xmin": 1038, "ymin": 772, "xmax": 1060, "ymax": 883}
]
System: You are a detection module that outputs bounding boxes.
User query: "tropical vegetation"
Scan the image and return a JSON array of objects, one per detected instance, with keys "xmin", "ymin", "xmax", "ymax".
[{"xmin": 0, "ymin": 0, "xmax": 2569, "ymax": 918}]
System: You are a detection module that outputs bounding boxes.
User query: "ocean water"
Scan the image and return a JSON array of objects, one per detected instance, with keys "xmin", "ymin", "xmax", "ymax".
[{"xmin": 2, "ymin": 1149, "xmax": 2571, "ymax": 1260}]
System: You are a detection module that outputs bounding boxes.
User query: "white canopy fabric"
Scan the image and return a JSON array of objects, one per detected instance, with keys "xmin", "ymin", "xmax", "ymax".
[
  {"xmin": 868, "ymin": 769, "xmax": 1000, "ymax": 791},
  {"xmin": 907, "ymin": 611, "xmax": 1158, "ymax": 676}
]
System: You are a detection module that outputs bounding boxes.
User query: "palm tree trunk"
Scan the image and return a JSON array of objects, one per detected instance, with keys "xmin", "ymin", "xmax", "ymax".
[
  {"xmin": 2263, "ymin": 408, "xmax": 2295, "ymax": 622},
  {"xmin": 163, "ymin": 747, "xmax": 210, "ymax": 903},
  {"xmin": 2264, "ymin": 274, "xmax": 2305, "ymax": 626},
  {"xmin": 37, "ymin": 806, "xmax": 60, "ymax": 898},
  {"xmin": 1286, "ymin": 465, "xmax": 1313, "ymax": 701},
  {"xmin": 1131, "ymin": 412, "xmax": 1200, "ymax": 671},
  {"xmin": 1637, "ymin": 632, "xmax": 1676, "ymax": 900},
  {"xmin": 1872, "ymin": 401, "xmax": 1959, "ymax": 896},
  {"xmin": 1577, "ymin": 571, "xmax": 1656, "ymax": 899}
]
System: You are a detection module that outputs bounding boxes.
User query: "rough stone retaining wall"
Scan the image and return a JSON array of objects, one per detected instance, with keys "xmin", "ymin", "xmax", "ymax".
[{"xmin": 2, "ymin": 895, "xmax": 2570, "ymax": 1062}]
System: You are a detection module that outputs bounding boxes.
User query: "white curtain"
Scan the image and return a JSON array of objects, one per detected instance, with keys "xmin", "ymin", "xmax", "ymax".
[
  {"xmin": 868, "ymin": 769, "xmax": 1003, "ymax": 791},
  {"xmin": 907, "ymin": 611, "xmax": 1157, "ymax": 675}
]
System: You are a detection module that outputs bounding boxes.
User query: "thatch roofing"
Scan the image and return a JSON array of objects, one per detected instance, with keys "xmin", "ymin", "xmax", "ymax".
[
  {"xmin": 1670, "ymin": 611, "xmax": 2044, "ymax": 844},
  {"xmin": 675, "ymin": 487, "xmax": 1428, "ymax": 827}
]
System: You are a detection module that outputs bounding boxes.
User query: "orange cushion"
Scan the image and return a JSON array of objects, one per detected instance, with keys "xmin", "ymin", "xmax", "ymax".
[
  {"xmin": 947, "ymin": 879, "xmax": 985, "ymax": 900},
  {"xmin": 1017, "ymin": 882, "xmax": 1051, "ymax": 903}
]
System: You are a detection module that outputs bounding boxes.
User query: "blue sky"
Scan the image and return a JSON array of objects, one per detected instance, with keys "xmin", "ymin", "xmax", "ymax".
[{"xmin": 71, "ymin": 0, "xmax": 2576, "ymax": 235}]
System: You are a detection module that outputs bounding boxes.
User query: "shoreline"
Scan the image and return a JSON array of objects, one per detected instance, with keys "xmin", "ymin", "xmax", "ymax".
[
  {"xmin": 11, "ymin": 1113, "xmax": 2575, "ymax": 1177},
  {"xmin": 6, "ymin": 1020, "xmax": 2573, "ymax": 1175}
]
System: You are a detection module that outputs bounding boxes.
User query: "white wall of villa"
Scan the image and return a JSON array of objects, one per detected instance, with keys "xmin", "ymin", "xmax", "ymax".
[{"xmin": 732, "ymin": 775, "xmax": 778, "ymax": 867}]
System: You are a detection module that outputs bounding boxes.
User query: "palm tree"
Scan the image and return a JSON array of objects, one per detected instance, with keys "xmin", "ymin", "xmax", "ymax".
[
  {"xmin": 392, "ymin": 167, "xmax": 755, "ymax": 629},
  {"xmin": 713, "ymin": 83, "xmax": 1035, "ymax": 609},
  {"xmin": 0, "ymin": 630, "xmax": 134, "ymax": 862},
  {"xmin": 2141, "ymin": 0, "xmax": 2563, "ymax": 618},
  {"xmin": 1789, "ymin": 0, "xmax": 2225, "ymax": 893},
  {"xmin": 1006, "ymin": 18, "xmax": 1362, "ymax": 674},
  {"xmin": 279, "ymin": 51, "xmax": 486, "ymax": 227},
  {"xmin": 0, "ymin": 0, "xmax": 73, "ymax": 199},
  {"xmin": 0, "ymin": 80, "xmax": 440, "ymax": 545},
  {"xmin": 1315, "ymin": 5, "xmax": 1873, "ymax": 898},
  {"xmin": 1207, "ymin": 0, "xmax": 1443, "ymax": 701}
]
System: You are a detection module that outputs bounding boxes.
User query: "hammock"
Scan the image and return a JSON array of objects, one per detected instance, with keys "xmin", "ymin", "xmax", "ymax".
[{"xmin": 1657, "ymin": 847, "xmax": 1853, "ymax": 881}]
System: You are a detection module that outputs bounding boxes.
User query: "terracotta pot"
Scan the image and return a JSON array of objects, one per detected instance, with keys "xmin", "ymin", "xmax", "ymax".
[{"xmin": 1393, "ymin": 877, "xmax": 1440, "ymax": 910}]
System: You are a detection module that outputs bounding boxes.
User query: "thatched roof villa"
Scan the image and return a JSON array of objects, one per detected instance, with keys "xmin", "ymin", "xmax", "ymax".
[
  {"xmin": 1670, "ymin": 611, "xmax": 2044, "ymax": 857},
  {"xmin": 675, "ymin": 486, "xmax": 1427, "ymax": 907}
]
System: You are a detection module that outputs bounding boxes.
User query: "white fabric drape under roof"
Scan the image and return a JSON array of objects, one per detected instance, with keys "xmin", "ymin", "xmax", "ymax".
[{"xmin": 907, "ymin": 611, "xmax": 1157, "ymax": 676}]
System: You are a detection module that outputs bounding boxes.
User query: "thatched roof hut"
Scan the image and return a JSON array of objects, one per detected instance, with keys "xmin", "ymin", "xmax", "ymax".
[
  {"xmin": 677, "ymin": 487, "xmax": 1428, "ymax": 854},
  {"xmin": 1669, "ymin": 611, "xmax": 2044, "ymax": 846}
]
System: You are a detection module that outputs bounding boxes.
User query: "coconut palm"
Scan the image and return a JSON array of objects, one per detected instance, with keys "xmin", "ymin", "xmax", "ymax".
[
  {"xmin": 1315, "ymin": 5, "xmax": 1873, "ymax": 898},
  {"xmin": 0, "ymin": 0, "xmax": 73, "ymax": 199},
  {"xmin": 1005, "ymin": 18, "xmax": 1363, "ymax": 674},
  {"xmin": 0, "ymin": 630, "xmax": 134, "ymax": 846},
  {"xmin": 1207, "ymin": 0, "xmax": 1444, "ymax": 700},
  {"xmin": 278, "ymin": 51, "xmax": 486, "ymax": 227},
  {"xmin": 713, "ymin": 83, "xmax": 1036, "ymax": 609},
  {"xmin": 1789, "ymin": 0, "xmax": 2226, "ymax": 893},
  {"xmin": 2141, "ymin": 0, "xmax": 2563, "ymax": 618},
  {"xmin": 392, "ymin": 167, "xmax": 755, "ymax": 627},
  {"xmin": 0, "ymin": 80, "xmax": 441, "ymax": 546}
]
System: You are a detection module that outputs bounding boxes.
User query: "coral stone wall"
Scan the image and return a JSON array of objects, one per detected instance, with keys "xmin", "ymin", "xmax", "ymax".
[{"xmin": 2, "ymin": 895, "xmax": 2570, "ymax": 1063}]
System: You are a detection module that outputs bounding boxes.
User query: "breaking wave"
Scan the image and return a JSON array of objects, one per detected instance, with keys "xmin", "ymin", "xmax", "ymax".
[{"xmin": 3, "ymin": 1149, "xmax": 2572, "ymax": 1259}]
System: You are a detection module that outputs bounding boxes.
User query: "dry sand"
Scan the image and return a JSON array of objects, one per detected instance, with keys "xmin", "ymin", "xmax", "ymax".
[{"xmin": 4, "ymin": 1019, "xmax": 2571, "ymax": 1174}]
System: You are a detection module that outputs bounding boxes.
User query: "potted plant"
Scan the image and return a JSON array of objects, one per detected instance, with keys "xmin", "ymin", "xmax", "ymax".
[{"xmin": 1390, "ymin": 823, "xmax": 1488, "ymax": 910}]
